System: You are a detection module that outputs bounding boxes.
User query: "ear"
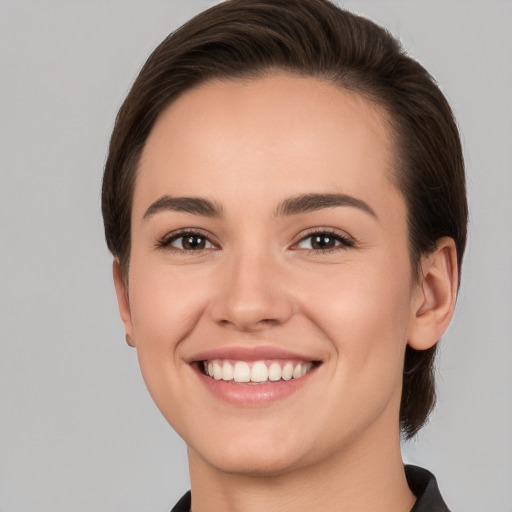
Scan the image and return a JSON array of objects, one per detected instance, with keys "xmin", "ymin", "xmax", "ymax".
[
  {"xmin": 112, "ymin": 259, "xmax": 135, "ymax": 347},
  {"xmin": 408, "ymin": 237, "xmax": 458, "ymax": 350}
]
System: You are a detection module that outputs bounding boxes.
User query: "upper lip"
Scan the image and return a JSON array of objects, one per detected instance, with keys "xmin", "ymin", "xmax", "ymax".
[{"xmin": 186, "ymin": 345, "xmax": 321, "ymax": 364}]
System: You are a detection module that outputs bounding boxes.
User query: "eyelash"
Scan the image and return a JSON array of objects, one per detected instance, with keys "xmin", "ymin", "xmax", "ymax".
[
  {"xmin": 292, "ymin": 228, "xmax": 355, "ymax": 254},
  {"xmin": 156, "ymin": 228, "xmax": 355, "ymax": 254},
  {"xmin": 156, "ymin": 229, "xmax": 218, "ymax": 252}
]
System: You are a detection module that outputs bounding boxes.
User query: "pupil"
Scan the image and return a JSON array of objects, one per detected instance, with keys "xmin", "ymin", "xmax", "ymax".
[
  {"xmin": 312, "ymin": 235, "xmax": 335, "ymax": 249},
  {"xmin": 183, "ymin": 235, "xmax": 205, "ymax": 250}
]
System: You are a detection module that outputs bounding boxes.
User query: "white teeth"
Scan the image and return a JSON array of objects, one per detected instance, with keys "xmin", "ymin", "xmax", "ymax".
[
  {"xmin": 268, "ymin": 362, "xmax": 282, "ymax": 381},
  {"xmin": 213, "ymin": 362, "xmax": 223, "ymax": 380},
  {"xmin": 250, "ymin": 361, "xmax": 268, "ymax": 383},
  {"xmin": 233, "ymin": 361, "xmax": 251, "ymax": 383},
  {"xmin": 282, "ymin": 362, "xmax": 294, "ymax": 381},
  {"xmin": 302, "ymin": 363, "xmax": 312, "ymax": 375},
  {"xmin": 222, "ymin": 361, "xmax": 234, "ymax": 381},
  {"xmin": 204, "ymin": 359, "xmax": 315, "ymax": 383}
]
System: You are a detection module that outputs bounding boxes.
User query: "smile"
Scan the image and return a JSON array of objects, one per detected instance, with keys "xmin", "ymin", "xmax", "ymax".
[{"xmin": 202, "ymin": 359, "xmax": 315, "ymax": 383}]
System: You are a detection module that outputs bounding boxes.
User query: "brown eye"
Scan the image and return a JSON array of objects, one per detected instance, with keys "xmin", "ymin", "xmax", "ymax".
[
  {"xmin": 311, "ymin": 234, "xmax": 337, "ymax": 250},
  {"xmin": 181, "ymin": 234, "xmax": 207, "ymax": 250},
  {"xmin": 159, "ymin": 231, "xmax": 216, "ymax": 251},
  {"xmin": 295, "ymin": 231, "xmax": 354, "ymax": 251}
]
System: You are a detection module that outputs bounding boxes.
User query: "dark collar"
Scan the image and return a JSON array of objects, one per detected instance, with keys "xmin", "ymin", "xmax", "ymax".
[
  {"xmin": 171, "ymin": 491, "xmax": 190, "ymax": 512},
  {"xmin": 171, "ymin": 465, "xmax": 450, "ymax": 511},
  {"xmin": 406, "ymin": 464, "xmax": 451, "ymax": 511}
]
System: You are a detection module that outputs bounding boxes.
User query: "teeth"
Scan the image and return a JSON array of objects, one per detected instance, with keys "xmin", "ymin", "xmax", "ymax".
[
  {"xmin": 250, "ymin": 362, "xmax": 268, "ymax": 383},
  {"xmin": 222, "ymin": 361, "xmax": 234, "ymax": 381},
  {"xmin": 268, "ymin": 362, "xmax": 282, "ymax": 381},
  {"xmin": 233, "ymin": 361, "xmax": 251, "ymax": 383},
  {"xmin": 282, "ymin": 362, "xmax": 294, "ymax": 381},
  {"xmin": 204, "ymin": 360, "xmax": 314, "ymax": 383},
  {"xmin": 213, "ymin": 362, "xmax": 223, "ymax": 380}
]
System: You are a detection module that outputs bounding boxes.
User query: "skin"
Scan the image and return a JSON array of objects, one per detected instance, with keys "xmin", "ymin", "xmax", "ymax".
[{"xmin": 114, "ymin": 73, "xmax": 458, "ymax": 512}]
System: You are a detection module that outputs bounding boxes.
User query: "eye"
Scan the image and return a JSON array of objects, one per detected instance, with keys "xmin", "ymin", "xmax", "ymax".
[
  {"xmin": 294, "ymin": 230, "xmax": 354, "ymax": 252},
  {"xmin": 157, "ymin": 230, "xmax": 217, "ymax": 251}
]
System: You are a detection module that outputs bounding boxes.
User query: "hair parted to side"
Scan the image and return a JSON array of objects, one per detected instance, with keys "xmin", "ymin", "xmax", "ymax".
[{"xmin": 102, "ymin": 0, "xmax": 467, "ymax": 438}]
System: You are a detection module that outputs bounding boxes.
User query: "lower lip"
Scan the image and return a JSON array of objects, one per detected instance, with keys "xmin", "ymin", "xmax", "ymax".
[{"xmin": 193, "ymin": 365, "xmax": 317, "ymax": 406}]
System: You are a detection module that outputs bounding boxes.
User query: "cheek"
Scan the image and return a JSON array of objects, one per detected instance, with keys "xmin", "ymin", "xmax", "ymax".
[
  {"xmin": 311, "ymin": 263, "xmax": 412, "ymax": 428},
  {"xmin": 128, "ymin": 260, "xmax": 211, "ymax": 362},
  {"xmin": 301, "ymin": 256, "xmax": 413, "ymax": 373},
  {"xmin": 126, "ymin": 261, "xmax": 212, "ymax": 426}
]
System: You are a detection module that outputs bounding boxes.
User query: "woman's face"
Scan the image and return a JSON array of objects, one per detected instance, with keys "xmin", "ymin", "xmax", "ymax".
[{"xmin": 117, "ymin": 74, "xmax": 422, "ymax": 476}]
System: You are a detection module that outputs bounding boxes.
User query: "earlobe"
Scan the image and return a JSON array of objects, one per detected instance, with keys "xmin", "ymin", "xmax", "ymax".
[
  {"xmin": 112, "ymin": 259, "xmax": 135, "ymax": 347},
  {"xmin": 408, "ymin": 237, "xmax": 458, "ymax": 351}
]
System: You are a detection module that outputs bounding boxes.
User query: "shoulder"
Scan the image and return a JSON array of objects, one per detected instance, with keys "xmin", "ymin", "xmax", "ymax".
[
  {"xmin": 170, "ymin": 491, "xmax": 191, "ymax": 512},
  {"xmin": 170, "ymin": 467, "xmax": 450, "ymax": 512}
]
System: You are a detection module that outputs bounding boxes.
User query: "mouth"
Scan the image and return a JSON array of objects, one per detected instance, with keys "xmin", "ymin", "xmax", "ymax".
[
  {"xmin": 188, "ymin": 347, "xmax": 322, "ymax": 405},
  {"xmin": 199, "ymin": 359, "xmax": 319, "ymax": 384}
]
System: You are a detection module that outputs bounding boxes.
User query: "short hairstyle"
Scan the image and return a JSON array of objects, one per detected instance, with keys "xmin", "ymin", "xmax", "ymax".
[{"xmin": 102, "ymin": 0, "xmax": 468, "ymax": 438}]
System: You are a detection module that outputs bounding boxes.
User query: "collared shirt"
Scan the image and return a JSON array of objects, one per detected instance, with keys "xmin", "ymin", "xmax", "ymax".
[
  {"xmin": 171, "ymin": 465, "xmax": 450, "ymax": 512},
  {"xmin": 407, "ymin": 465, "xmax": 451, "ymax": 511}
]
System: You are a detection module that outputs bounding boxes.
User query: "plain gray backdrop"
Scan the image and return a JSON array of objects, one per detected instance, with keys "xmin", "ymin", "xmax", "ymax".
[{"xmin": 1, "ymin": 1, "xmax": 511, "ymax": 511}]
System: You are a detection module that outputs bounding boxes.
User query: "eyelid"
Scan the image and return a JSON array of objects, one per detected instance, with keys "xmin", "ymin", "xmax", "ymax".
[
  {"xmin": 156, "ymin": 228, "xmax": 220, "ymax": 251},
  {"xmin": 290, "ymin": 227, "xmax": 356, "ymax": 251},
  {"xmin": 155, "ymin": 226, "xmax": 355, "ymax": 253}
]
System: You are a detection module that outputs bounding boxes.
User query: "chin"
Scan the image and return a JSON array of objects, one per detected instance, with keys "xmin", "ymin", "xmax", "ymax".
[
  {"xmin": 198, "ymin": 446, "xmax": 303, "ymax": 478},
  {"xmin": 186, "ymin": 424, "xmax": 312, "ymax": 477}
]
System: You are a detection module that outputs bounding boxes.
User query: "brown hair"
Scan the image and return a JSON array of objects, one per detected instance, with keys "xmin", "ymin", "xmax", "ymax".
[{"xmin": 102, "ymin": 0, "xmax": 467, "ymax": 438}]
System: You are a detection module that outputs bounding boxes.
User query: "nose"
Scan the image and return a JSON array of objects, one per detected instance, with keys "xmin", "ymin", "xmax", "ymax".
[{"xmin": 209, "ymin": 250, "xmax": 295, "ymax": 332}]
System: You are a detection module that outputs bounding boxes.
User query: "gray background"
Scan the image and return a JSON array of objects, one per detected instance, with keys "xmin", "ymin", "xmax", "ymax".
[{"xmin": 0, "ymin": 1, "xmax": 511, "ymax": 511}]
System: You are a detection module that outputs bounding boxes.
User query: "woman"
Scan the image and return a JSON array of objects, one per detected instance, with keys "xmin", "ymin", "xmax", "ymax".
[{"xmin": 102, "ymin": 1, "xmax": 467, "ymax": 510}]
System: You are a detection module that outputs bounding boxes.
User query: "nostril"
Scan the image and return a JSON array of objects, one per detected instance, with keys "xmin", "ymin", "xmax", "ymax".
[
  {"xmin": 209, "ymin": 270, "xmax": 295, "ymax": 330},
  {"xmin": 215, "ymin": 314, "xmax": 289, "ymax": 332}
]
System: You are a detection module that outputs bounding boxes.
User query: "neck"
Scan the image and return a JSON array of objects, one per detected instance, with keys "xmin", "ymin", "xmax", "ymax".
[{"xmin": 187, "ymin": 421, "xmax": 415, "ymax": 512}]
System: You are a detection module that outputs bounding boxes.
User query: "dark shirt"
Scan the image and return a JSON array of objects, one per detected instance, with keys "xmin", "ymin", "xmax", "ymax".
[
  {"xmin": 407, "ymin": 465, "xmax": 451, "ymax": 511},
  {"xmin": 171, "ymin": 465, "xmax": 450, "ymax": 511}
]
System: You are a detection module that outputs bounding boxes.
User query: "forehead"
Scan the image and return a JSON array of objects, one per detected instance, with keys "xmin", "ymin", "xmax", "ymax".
[{"xmin": 135, "ymin": 73, "xmax": 400, "ymax": 218}]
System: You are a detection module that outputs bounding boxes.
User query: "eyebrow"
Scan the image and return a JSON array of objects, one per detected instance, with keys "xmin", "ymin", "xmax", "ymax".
[
  {"xmin": 143, "ymin": 192, "xmax": 377, "ymax": 221},
  {"xmin": 143, "ymin": 195, "xmax": 223, "ymax": 220},
  {"xmin": 275, "ymin": 193, "xmax": 377, "ymax": 219}
]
